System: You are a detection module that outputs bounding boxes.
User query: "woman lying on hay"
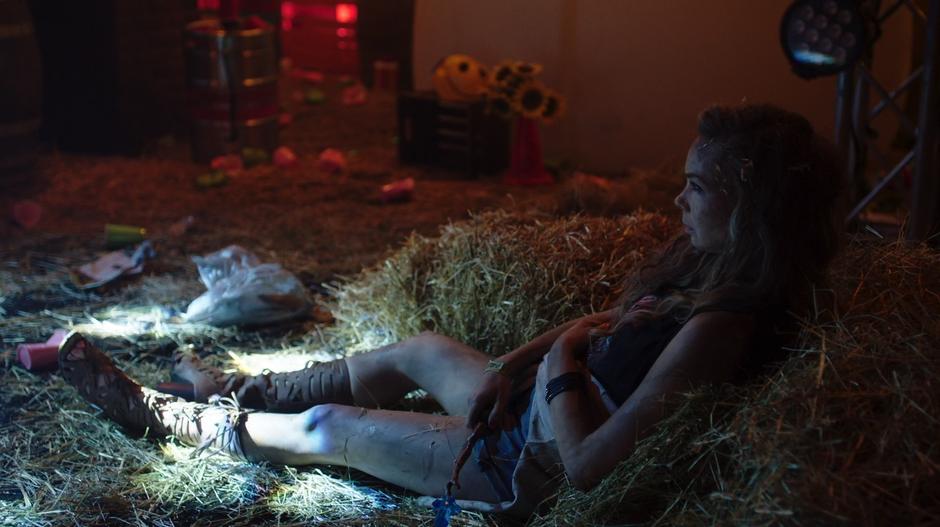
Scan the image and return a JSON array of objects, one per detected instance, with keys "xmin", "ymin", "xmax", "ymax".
[{"xmin": 57, "ymin": 104, "xmax": 844, "ymax": 517}]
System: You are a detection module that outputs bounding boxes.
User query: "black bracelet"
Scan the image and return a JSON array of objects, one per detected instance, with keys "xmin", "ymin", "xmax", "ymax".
[{"xmin": 545, "ymin": 372, "xmax": 585, "ymax": 405}]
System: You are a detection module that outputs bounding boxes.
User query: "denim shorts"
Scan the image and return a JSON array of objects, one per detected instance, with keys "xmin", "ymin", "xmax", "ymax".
[{"xmin": 472, "ymin": 389, "xmax": 534, "ymax": 502}]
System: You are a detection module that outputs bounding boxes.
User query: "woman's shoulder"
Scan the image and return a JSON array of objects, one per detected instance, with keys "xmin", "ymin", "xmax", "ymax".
[
  {"xmin": 689, "ymin": 296, "xmax": 786, "ymax": 327},
  {"xmin": 688, "ymin": 296, "xmax": 771, "ymax": 316},
  {"xmin": 647, "ymin": 310, "xmax": 757, "ymax": 385},
  {"xmin": 682, "ymin": 301, "xmax": 793, "ymax": 378},
  {"xmin": 684, "ymin": 309, "xmax": 757, "ymax": 338}
]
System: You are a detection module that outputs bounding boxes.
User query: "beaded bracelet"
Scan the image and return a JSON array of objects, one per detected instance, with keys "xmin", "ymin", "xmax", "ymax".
[{"xmin": 544, "ymin": 372, "xmax": 585, "ymax": 405}]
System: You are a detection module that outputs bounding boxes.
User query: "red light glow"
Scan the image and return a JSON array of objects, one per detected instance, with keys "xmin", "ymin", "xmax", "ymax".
[
  {"xmin": 281, "ymin": 0, "xmax": 295, "ymax": 30},
  {"xmin": 197, "ymin": 0, "xmax": 220, "ymax": 10},
  {"xmin": 336, "ymin": 27, "xmax": 355, "ymax": 38},
  {"xmin": 281, "ymin": 1, "xmax": 296, "ymax": 18},
  {"xmin": 335, "ymin": 3, "xmax": 357, "ymax": 24}
]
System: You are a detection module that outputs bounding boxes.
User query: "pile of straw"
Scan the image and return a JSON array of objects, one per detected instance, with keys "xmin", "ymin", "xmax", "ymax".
[
  {"xmin": 325, "ymin": 209, "xmax": 677, "ymax": 355},
  {"xmin": 531, "ymin": 238, "xmax": 940, "ymax": 526},
  {"xmin": 329, "ymin": 211, "xmax": 939, "ymax": 525}
]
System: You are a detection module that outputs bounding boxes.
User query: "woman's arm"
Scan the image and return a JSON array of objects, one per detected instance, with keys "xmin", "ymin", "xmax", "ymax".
[
  {"xmin": 494, "ymin": 307, "xmax": 617, "ymax": 375},
  {"xmin": 465, "ymin": 308, "xmax": 617, "ymax": 430},
  {"xmin": 545, "ymin": 310, "xmax": 755, "ymax": 490}
]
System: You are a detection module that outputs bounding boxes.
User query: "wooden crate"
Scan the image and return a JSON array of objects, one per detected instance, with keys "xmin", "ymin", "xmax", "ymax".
[{"xmin": 397, "ymin": 91, "xmax": 509, "ymax": 176}]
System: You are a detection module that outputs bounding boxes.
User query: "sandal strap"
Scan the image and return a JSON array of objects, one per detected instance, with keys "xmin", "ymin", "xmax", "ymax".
[
  {"xmin": 246, "ymin": 358, "xmax": 353, "ymax": 412},
  {"xmin": 139, "ymin": 388, "xmax": 251, "ymax": 461},
  {"xmin": 60, "ymin": 333, "xmax": 251, "ymax": 462},
  {"xmin": 173, "ymin": 351, "xmax": 353, "ymax": 412},
  {"xmin": 190, "ymin": 395, "xmax": 250, "ymax": 462}
]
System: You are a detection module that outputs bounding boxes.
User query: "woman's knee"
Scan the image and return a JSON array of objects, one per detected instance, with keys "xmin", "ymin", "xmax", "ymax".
[
  {"xmin": 403, "ymin": 331, "xmax": 461, "ymax": 361},
  {"xmin": 295, "ymin": 403, "xmax": 358, "ymax": 458},
  {"xmin": 409, "ymin": 330, "xmax": 450, "ymax": 348},
  {"xmin": 406, "ymin": 331, "xmax": 487, "ymax": 371}
]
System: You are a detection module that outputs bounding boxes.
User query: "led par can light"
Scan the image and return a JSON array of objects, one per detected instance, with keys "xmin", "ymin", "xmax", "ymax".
[{"xmin": 781, "ymin": 0, "xmax": 868, "ymax": 78}]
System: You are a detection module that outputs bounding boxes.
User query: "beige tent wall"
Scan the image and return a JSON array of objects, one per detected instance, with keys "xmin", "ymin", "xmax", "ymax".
[{"xmin": 413, "ymin": 0, "xmax": 914, "ymax": 173}]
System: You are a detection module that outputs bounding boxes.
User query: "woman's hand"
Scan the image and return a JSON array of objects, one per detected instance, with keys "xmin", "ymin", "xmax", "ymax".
[
  {"xmin": 466, "ymin": 370, "xmax": 516, "ymax": 432},
  {"xmin": 465, "ymin": 311, "xmax": 613, "ymax": 432},
  {"xmin": 545, "ymin": 316, "xmax": 609, "ymax": 378},
  {"xmin": 554, "ymin": 317, "xmax": 610, "ymax": 360}
]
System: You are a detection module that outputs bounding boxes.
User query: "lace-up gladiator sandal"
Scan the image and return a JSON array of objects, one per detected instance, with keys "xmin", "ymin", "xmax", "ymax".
[
  {"xmin": 59, "ymin": 332, "xmax": 250, "ymax": 461},
  {"xmin": 168, "ymin": 352, "xmax": 354, "ymax": 412}
]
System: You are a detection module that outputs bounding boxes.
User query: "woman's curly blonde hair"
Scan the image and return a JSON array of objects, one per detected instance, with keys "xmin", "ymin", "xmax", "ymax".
[{"xmin": 614, "ymin": 103, "xmax": 847, "ymax": 331}]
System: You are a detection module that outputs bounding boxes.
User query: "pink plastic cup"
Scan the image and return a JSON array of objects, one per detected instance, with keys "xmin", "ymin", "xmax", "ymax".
[{"xmin": 17, "ymin": 329, "xmax": 68, "ymax": 371}]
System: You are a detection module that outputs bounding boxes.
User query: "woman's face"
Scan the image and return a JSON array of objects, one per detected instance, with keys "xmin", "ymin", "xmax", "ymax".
[{"xmin": 674, "ymin": 137, "xmax": 734, "ymax": 253}]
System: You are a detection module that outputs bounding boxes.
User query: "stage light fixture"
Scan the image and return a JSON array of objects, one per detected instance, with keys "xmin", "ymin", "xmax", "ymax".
[{"xmin": 780, "ymin": 0, "xmax": 868, "ymax": 78}]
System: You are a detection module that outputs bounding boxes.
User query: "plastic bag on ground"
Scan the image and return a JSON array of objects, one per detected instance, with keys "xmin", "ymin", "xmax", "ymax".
[{"xmin": 183, "ymin": 245, "xmax": 311, "ymax": 327}]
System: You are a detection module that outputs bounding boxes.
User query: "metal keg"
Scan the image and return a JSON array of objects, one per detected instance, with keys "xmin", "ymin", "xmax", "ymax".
[
  {"xmin": 185, "ymin": 17, "xmax": 278, "ymax": 163},
  {"xmin": 0, "ymin": 0, "xmax": 42, "ymax": 190}
]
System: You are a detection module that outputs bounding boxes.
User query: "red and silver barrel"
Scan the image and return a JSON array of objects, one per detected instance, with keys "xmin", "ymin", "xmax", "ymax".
[{"xmin": 185, "ymin": 15, "xmax": 278, "ymax": 163}]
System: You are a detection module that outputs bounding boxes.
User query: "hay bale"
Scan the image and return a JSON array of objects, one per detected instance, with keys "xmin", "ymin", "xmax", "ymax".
[
  {"xmin": 530, "ymin": 239, "xmax": 940, "ymax": 526},
  {"xmin": 325, "ymin": 210, "xmax": 678, "ymax": 355},
  {"xmin": 328, "ymin": 214, "xmax": 939, "ymax": 525}
]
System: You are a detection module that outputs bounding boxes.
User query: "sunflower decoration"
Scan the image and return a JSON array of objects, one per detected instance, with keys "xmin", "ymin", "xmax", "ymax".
[
  {"xmin": 484, "ymin": 58, "xmax": 566, "ymax": 125},
  {"xmin": 540, "ymin": 89, "xmax": 566, "ymax": 124},
  {"xmin": 486, "ymin": 92, "xmax": 514, "ymax": 119},
  {"xmin": 513, "ymin": 80, "xmax": 547, "ymax": 119},
  {"xmin": 490, "ymin": 61, "xmax": 516, "ymax": 87},
  {"xmin": 512, "ymin": 61, "xmax": 543, "ymax": 77}
]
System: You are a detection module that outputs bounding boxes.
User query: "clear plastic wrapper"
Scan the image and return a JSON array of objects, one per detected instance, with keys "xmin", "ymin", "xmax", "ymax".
[{"xmin": 184, "ymin": 245, "xmax": 310, "ymax": 327}]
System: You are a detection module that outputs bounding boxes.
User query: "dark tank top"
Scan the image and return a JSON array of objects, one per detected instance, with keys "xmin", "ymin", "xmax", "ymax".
[{"xmin": 587, "ymin": 293, "xmax": 789, "ymax": 406}]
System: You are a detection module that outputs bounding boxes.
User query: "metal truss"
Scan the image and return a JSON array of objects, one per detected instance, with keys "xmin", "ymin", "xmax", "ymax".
[{"xmin": 837, "ymin": 0, "xmax": 940, "ymax": 241}]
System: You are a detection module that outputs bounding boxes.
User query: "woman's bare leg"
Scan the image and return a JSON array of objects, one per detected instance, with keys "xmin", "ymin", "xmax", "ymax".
[
  {"xmin": 59, "ymin": 332, "xmax": 505, "ymax": 502},
  {"xmin": 240, "ymin": 403, "xmax": 503, "ymax": 501},
  {"xmin": 175, "ymin": 332, "xmax": 491, "ymax": 415},
  {"xmin": 344, "ymin": 332, "xmax": 490, "ymax": 416}
]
